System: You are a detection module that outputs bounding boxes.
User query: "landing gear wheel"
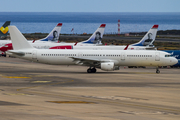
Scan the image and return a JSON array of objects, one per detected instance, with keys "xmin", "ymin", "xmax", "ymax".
[
  {"xmin": 87, "ymin": 67, "xmax": 96, "ymax": 73},
  {"xmin": 156, "ymin": 70, "xmax": 160, "ymax": 74},
  {"xmin": 156, "ymin": 67, "xmax": 160, "ymax": 74},
  {"xmin": 87, "ymin": 68, "xmax": 92, "ymax": 73},
  {"xmin": 91, "ymin": 68, "xmax": 96, "ymax": 73}
]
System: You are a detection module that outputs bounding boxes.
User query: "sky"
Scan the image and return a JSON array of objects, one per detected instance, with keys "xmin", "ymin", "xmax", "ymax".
[{"xmin": 0, "ymin": 0, "xmax": 180, "ymax": 12}]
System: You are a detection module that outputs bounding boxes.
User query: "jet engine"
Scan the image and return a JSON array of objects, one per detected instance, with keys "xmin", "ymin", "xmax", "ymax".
[{"xmin": 101, "ymin": 62, "xmax": 114, "ymax": 71}]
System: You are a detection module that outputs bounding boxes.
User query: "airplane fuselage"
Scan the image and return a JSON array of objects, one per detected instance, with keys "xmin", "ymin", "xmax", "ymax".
[{"xmin": 7, "ymin": 49, "xmax": 177, "ymax": 68}]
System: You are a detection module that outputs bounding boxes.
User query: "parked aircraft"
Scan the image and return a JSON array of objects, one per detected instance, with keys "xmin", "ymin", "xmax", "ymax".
[
  {"xmin": 0, "ymin": 24, "xmax": 158, "ymax": 53},
  {"xmin": 30, "ymin": 24, "xmax": 159, "ymax": 50},
  {"xmin": 6, "ymin": 26, "xmax": 178, "ymax": 73},
  {"xmin": 0, "ymin": 23, "xmax": 62, "ymax": 56},
  {"xmin": 0, "ymin": 24, "xmax": 106, "ymax": 54}
]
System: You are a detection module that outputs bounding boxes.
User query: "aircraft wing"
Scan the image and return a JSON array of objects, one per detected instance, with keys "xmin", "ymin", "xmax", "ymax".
[{"xmin": 69, "ymin": 57, "xmax": 112, "ymax": 66}]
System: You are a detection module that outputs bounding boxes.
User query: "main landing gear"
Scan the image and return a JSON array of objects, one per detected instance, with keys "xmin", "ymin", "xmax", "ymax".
[
  {"xmin": 156, "ymin": 67, "xmax": 160, "ymax": 74},
  {"xmin": 87, "ymin": 67, "xmax": 97, "ymax": 73}
]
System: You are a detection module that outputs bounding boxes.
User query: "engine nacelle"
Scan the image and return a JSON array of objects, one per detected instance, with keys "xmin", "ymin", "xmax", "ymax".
[{"xmin": 101, "ymin": 62, "xmax": 114, "ymax": 71}]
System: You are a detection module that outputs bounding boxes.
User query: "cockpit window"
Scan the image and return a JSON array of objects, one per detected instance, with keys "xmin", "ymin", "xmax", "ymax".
[{"xmin": 165, "ymin": 54, "xmax": 173, "ymax": 57}]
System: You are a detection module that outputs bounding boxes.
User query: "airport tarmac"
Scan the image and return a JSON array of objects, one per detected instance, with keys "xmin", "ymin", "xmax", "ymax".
[{"xmin": 0, "ymin": 57, "xmax": 180, "ymax": 120}]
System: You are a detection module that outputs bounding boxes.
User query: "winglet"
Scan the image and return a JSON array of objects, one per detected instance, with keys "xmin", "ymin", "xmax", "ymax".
[
  {"xmin": 124, "ymin": 44, "xmax": 129, "ymax": 50},
  {"xmin": 32, "ymin": 40, "xmax": 35, "ymax": 43},
  {"xmin": 74, "ymin": 42, "xmax": 77, "ymax": 46}
]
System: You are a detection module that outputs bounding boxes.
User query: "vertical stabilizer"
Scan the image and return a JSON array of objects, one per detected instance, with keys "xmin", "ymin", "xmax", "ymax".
[
  {"xmin": 9, "ymin": 26, "xmax": 34, "ymax": 50},
  {"xmin": 131, "ymin": 25, "xmax": 158, "ymax": 46},
  {"xmin": 37, "ymin": 23, "xmax": 62, "ymax": 42},
  {"xmin": 81, "ymin": 24, "xmax": 106, "ymax": 44},
  {"xmin": 0, "ymin": 21, "xmax": 11, "ymax": 37}
]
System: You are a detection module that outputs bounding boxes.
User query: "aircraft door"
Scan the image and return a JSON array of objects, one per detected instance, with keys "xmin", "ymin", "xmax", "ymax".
[
  {"xmin": 155, "ymin": 52, "xmax": 160, "ymax": 61},
  {"xmin": 121, "ymin": 52, "xmax": 125, "ymax": 60},
  {"xmin": 32, "ymin": 50, "xmax": 37, "ymax": 59},
  {"xmin": 78, "ymin": 52, "xmax": 83, "ymax": 57}
]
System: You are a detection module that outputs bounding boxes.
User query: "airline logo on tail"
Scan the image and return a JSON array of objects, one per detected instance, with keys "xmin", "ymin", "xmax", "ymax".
[
  {"xmin": 82, "ymin": 24, "xmax": 106, "ymax": 44},
  {"xmin": 0, "ymin": 21, "xmax": 11, "ymax": 36},
  {"xmin": 39, "ymin": 23, "xmax": 62, "ymax": 42},
  {"xmin": 0, "ymin": 26, "xmax": 9, "ymax": 34},
  {"xmin": 131, "ymin": 25, "xmax": 158, "ymax": 46}
]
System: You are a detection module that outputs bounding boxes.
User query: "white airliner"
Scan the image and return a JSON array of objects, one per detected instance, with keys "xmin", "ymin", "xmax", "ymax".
[{"xmin": 6, "ymin": 26, "xmax": 177, "ymax": 73}]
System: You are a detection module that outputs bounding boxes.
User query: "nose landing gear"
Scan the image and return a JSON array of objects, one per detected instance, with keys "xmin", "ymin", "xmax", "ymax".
[
  {"xmin": 87, "ymin": 67, "xmax": 97, "ymax": 73},
  {"xmin": 156, "ymin": 67, "xmax": 160, "ymax": 74}
]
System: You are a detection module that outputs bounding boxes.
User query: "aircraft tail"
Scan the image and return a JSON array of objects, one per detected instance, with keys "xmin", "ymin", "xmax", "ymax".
[
  {"xmin": 80, "ymin": 24, "xmax": 106, "ymax": 44},
  {"xmin": 8, "ymin": 26, "xmax": 34, "ymax": 50},
  {"xmin": 37, "ymin": 23, "xmax": 62, "ymax": 42},
  {"xmin": 0, "ymin": 21, "xmax": 11, "ymax": 37},
  {"xmin": 131, "ymin": 25, "xmax": 158, "ymax": 46}
]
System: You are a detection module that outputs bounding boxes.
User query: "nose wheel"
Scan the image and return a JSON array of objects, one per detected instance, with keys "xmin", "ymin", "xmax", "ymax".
[
  {"xmin": 156, "ymin": 67, "xmax": 160, "ymax": 74},
  {"xmin": 87, "ymin": 67, "xmax": 96, "ymax": 73}
]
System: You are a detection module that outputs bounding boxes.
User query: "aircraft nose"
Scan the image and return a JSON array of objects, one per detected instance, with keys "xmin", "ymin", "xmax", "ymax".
[{"xmin": 172, "ymin": 58, "xmax": 178, "ymax": 65}]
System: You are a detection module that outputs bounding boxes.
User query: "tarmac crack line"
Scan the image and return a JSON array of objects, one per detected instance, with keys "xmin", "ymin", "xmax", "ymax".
[
  {"xmin": 16, "ymin": 80, "xmax": 74, "ymax": 91},
  {"xmin": 18, "ymin": 89, "xmax": 180, "ymax": 114},
  {"xmin": 15, "ymin": 78, "xmax": 180, "ymax": 114}
]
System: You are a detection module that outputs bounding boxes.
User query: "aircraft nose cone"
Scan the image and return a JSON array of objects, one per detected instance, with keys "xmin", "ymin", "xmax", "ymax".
[{"xmin": 172, "ymin": 58, "xmax": 178, "ymax": 65}]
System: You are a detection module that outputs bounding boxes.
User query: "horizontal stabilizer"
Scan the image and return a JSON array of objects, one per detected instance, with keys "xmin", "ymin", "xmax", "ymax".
[{"xmin": 6, "ymin": 50, "xmax": 25, "ymax": 56}]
